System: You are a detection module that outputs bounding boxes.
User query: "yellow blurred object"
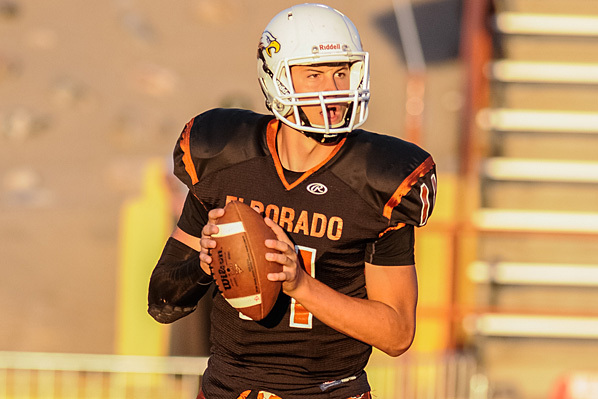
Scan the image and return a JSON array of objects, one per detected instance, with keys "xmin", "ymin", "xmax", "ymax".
[
  {"xmin": 413, "ymin": 232, "xmax": 453, "ymax": 351},
  {"xmin": 411, "ymin": 172, "xmax": 458, "ymax": 352},
  {"xmin": 116, "ymin": 159, "xmax": 173, "ymax": 356}
]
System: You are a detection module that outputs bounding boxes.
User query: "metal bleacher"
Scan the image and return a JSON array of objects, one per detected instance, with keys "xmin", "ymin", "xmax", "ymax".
[{"xmin": 464, "ymin": 0, "xmax": 598, "ymax": 398}]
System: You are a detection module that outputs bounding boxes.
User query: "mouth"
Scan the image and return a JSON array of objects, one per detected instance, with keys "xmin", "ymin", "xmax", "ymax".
[{"xmin": 321, "ymin": 105, "xmax": 342, "ymax": 123}]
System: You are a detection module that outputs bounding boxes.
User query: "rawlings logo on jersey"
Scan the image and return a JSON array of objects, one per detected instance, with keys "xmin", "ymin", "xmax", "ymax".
[{"xmin": 306, "ymin": 183, "xmax": 328, "ymax": 195}]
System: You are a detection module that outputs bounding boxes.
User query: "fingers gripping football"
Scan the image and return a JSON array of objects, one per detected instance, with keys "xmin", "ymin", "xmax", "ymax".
[
  {"xmin": 199, "ymin": 207, "xmax": 224, "ymax": 272},
  {"xmin": 263, "ymin": 216, "xmax": 306, "ymax": 294}
]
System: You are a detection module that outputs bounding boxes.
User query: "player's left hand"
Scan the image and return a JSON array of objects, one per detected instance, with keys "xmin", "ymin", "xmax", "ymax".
[{"xmin": 263, "ymin": 217, "xmax": 307, "ymax": 295}]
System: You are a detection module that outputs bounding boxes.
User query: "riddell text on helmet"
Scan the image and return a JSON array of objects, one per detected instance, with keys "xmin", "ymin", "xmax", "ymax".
[{"xmin": 319, "ymin": 43, "xmax": 342, "ymax": 51}]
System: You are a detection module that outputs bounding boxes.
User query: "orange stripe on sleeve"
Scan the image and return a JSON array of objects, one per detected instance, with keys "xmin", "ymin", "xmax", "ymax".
[
  {"xmin": 379, "ymin": 222, "xmax": 406, "ymax": 238},
  {"xmin": 383, "ymin": 155, "xmax": 435, "ymax": 220},
  {"xmin": 180, "ymin": 119, "xmax": 199, "ymax": 185}
]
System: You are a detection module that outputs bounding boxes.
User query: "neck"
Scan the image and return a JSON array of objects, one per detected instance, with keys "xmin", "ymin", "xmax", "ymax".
[{"xmin": 277, "ymin": 123, "xmax": 337, "ymax": 172}]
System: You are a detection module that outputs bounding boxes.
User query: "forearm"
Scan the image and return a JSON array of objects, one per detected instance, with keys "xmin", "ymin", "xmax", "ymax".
[
  {"xmin": 292, "ymin": 276, "xmax": 416, "ymax": 357},
  {"xmin": 147, "ymin": 237, "xmax": 213, "ymax": 324}
]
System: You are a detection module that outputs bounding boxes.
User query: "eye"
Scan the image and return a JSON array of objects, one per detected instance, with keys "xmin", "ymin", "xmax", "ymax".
[{"xmin": 335, "ymin": 68, "xmax": 350, "ymax": 79}]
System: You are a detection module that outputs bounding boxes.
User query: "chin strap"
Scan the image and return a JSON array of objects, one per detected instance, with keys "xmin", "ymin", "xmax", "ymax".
[{"xmin": 302, "ymin": 130, "xmax": 346, "ymax": 144}]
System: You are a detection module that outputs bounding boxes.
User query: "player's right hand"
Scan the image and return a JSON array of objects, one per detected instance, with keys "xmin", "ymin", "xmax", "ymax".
[{"xmin": 199, "ymin": 207, "xmax": 225, "ymax": 273}]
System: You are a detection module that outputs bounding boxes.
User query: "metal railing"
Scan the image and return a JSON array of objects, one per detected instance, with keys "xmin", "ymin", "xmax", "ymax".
[
  {"xmin": 0, "ymin": 351, "xmax": 486, "ymax": 399},
  {"xmin": 367, "ymin": 352, "xmax": 488, "ymax": 399},
  {"xmin": 0, "ymin": 352, "xmax": 207, "ymax": 399}
]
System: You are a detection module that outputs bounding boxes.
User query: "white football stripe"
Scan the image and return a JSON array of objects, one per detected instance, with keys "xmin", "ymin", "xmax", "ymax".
[
  {"xmin": 213, "ymin": 221, "xmax": 245, "ymax": 237},
  {"xmin": 225, "ymin": 293, "xmax": 262, "ymax": 308}
]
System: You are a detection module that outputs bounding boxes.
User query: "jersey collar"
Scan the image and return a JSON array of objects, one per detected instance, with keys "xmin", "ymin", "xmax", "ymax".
[{"xmin": 266, "ymin": 119, "xmax": 346, "ymax": 191}]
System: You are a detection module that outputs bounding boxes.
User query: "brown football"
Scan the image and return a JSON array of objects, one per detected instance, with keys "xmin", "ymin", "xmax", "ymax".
[{"xmin": 211, "ymin": 200, "xmax": 282, "ymax": 320}]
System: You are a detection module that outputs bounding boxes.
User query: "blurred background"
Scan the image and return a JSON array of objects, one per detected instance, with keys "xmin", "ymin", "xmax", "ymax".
[{"xmin": 1, "ymin": 0, "xmax": 598, "ymax": 398}]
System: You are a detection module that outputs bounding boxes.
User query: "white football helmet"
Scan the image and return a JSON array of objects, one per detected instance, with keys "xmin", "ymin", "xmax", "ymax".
[{"xmin": 257, "ymin": 3, "xmax": 370, "ymax": 143}]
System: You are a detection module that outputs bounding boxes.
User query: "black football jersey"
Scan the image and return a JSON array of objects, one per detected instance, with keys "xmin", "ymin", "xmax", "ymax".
[{"xmin": 172, "ymin": 108, "xmax": 437, "ymax": 398}]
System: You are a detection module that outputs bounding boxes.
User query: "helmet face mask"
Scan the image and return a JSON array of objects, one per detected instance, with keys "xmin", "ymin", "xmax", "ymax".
[{"xmin": 257, "ymin": 4, "xmax": 370, "ymax": 141}]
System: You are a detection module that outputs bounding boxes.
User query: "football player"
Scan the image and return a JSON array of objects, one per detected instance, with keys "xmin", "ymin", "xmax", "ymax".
[{"xmin": 148, "ymin": 4, "xmax": 437, "ymax": 399}]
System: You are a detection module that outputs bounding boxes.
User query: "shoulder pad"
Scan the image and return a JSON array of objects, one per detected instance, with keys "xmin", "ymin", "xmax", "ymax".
[
  {"xmin": 336, "ymin": 130, "xmax": 437, "ymax": 228},
  {"xmin": 173, "ymin": 108, "xmax": 273, "ymax": 188}
]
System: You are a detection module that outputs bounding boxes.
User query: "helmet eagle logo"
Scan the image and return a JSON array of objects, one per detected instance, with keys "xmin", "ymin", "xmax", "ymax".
[{"xmin": 259, "ymin": 31, "xmax": 281, "ymax": 57}]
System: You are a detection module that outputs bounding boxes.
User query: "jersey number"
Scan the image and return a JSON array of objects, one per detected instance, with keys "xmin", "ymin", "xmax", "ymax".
[
  {"xmin": 289, "ymin": 246, "xmax": 316, "ymax": 329},
  {"xmin": 419, "ymin": 173, "xmax": 437, "ymax": 226}
]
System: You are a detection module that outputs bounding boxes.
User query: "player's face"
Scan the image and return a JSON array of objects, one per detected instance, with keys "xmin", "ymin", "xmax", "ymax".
[{"xmin": 290, "ymin": 63, "xmax": 351, "ymax": 128}]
